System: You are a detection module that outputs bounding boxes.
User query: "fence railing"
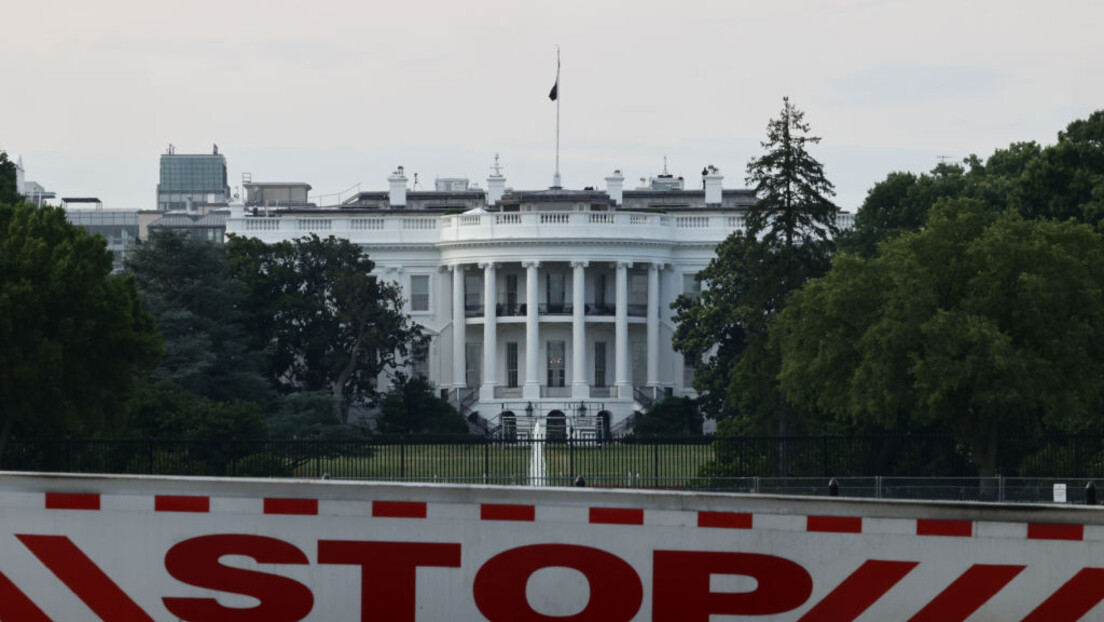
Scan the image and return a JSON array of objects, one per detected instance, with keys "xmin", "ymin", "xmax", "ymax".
[{"xmin": 3, "ymin": 436, "xmax": 1104, "ymax": 503}]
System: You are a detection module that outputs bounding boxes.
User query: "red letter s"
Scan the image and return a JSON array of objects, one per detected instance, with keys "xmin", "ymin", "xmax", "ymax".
[{"xmin": 162, "ymin": 534, "xmax": 313, "ymax": 622}]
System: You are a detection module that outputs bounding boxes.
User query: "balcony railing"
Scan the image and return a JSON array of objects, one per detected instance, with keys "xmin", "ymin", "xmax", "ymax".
[
  {"xmin": 538, "ymin": 303, "xmax": 573, "ymax": 315},
  {"xmin": 587, "ymin": 303, "xmax": 615, "ymax": 316},
  {"xmin": 464, "ymin": 304, "xmax": 484, "ymax": 318},
  {"xmin": 497, "ymin": 302, "xmax": 526, "ymax": 316}
]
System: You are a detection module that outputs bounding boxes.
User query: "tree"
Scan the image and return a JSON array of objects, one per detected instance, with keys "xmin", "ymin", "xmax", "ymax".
[
  {"xmin": 0, "ymin": 203, "xmax": 161, "ymax": 457},
  {"xmin": 225, "ymin": 234, "xmax": 425, "ymax": 424},
  {"xmin": 631, "ymin": 396, "xmax": 703, "ymax": 437},
  {"xmin": 126, "ymin": 230, "xmax": 273, "ymax": 406},
  {"xmin": 672, "ymin": 97, "xmax": 837, "ymax": 433},
  {"xmin": 0, "ymin": 152, "xmax": 20, "ymax": 205},
  {"xmin": 376, "ymin": 373, "xmax": 467, "ymax": 435},
  {"xmin": 776, "ymin": 199, "xmax": 1104, "ymax": 477}
]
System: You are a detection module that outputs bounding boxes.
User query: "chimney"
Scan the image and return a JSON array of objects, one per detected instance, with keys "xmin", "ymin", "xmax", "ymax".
[
  {"xmin": 605, "ymin": 169, "xmax": 625, "ymax": 206},
  {"xmin": 487, "ymin": 154, "xmax": 506, "ymax": 206},
  {"xmin": 703, "ymin": 165, "xmax": 723, "ymax": 206},
  {"xmin": 388, "ymin": 166, "xmax": 408, "ymax": 208}
]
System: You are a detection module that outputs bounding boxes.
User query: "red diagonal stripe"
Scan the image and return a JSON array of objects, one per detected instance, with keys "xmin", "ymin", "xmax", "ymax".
[
  {"xmin": 589, "ymin": 507, "xmax": 644, "ymax": 525},
  {"xmin": 480, "ymin": 504, "xmax": 535, "ymax": 522},
  {"xmin": 916, "ymin": 519, "xmax": 972, "ymax": 537},
  {"xmin": 155, "ymin": 495, "xmax": 209, "ymax": 513},
  {"xmin": 45, "ymin": 493, "xmax": 99, "ymax": 510},
  {"xmin": 0, "ymin": 571, "xmax": 50, "ymax": 621},
  {"xmin": 1027, "ymin": 523, "xmax": 1083, "ymax": 541},
  {"xmin": 798, "ymin": 560, "xmax": 917, "ymax": 621},
  {"xmin": 908, "ymin": 564, "xmax": 1024, "ymax": 622},
  {"xmin": 263, "ymin": 498, "xmax": 318, "ymax": 515},
  {"xmin": 698, "ymin": 511, "xmax": 753, "ymax": 529},
  {"xmin": 807, "ymin": 515, "xmax": 862, "ymax": 533},
  {"xmin": 373, "ymin": 501, "xmax": 427, "ymax": 518},
  {"xmin": 1023, "ymin": 568, "xmax": 1104, "ymax": 622},
  {"xmin": 17, "ymin": 534, "xmax": 153, "ymax": 621}
]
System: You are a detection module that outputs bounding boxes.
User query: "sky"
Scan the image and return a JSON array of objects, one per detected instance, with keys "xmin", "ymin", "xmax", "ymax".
[{"xmin": 3, "ymin": 0, "xmax": 1102, "ymax": 211}]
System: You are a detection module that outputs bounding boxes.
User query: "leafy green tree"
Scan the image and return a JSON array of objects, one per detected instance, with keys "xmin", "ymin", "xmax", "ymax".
[
  {"xmin": 376, "ymin": 373, "xmax": 467, "ymax": 434},
  {"xmin": 226, "ymin": 234, "xmax": 425, "ymax": 423},
  {"xmin": 0, "ymin": 152, "xmax": 20, "ymax": 205},
  {"xmin": 1016, "ymin": 110, "xmax": 1104, "ymax": 228},
  {"xmin": 126, "ymin": 230, "xmax": 273, "ymax": 405},
  {"xmin": 673, "ymin": 97, "xmax": 837, "ymax": 434},
  {"xmin": 631, "ymin": 396, "xmax": 702, "ymax": 437},
  {"xmin": 0, "ymin": 203, "xmax": 161, "ymax": 457},
  {"xmin": 776, "ymin": 199, "xmax": 1104, "ymax": 477}
]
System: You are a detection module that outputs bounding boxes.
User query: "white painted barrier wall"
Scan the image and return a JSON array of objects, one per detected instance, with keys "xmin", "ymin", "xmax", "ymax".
[{"xmin": 1, "ymin": 471, "xmax": 1103, "ymax": 620}]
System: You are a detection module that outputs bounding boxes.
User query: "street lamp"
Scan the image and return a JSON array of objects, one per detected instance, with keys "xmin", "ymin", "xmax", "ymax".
[{"xmin": 525, "ymin": 402, "xmax": 534, "ymax": 418}]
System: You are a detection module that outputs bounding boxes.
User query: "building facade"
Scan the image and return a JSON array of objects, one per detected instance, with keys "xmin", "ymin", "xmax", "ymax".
[
  {"xmin": 225, "ymin": 165, "xmax": 854, "ymax": 437},
  {"xmin": 157, "ymin": 146, "xmax": 230, "ymax": 211}
]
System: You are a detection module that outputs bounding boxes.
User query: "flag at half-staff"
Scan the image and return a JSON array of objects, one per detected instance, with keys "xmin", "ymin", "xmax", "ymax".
[{"xmin": 548, "ymin": 49, "xmax": 560, "ymax": 100}]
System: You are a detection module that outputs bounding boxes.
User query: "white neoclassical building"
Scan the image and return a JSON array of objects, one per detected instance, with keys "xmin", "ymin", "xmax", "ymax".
[{"xmin": 225, "ymin": 163, "xmax": 853, "ymax": 437}]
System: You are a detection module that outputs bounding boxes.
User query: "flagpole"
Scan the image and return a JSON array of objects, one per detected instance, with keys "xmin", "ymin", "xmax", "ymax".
[{"xmin": 553, "ymin": 46, "xmax": 561, "ymax": 188}]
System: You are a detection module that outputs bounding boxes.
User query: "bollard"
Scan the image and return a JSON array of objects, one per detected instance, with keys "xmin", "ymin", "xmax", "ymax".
[
  {"xmin": 574, "ymin": 475, "xmax": 586, "ymax": 487},
  {"xmin": 828, "ymin": 478, "xmax": 839, "ymax": 497},
  {"xmin": 1087, "ymin": 481, "xmax": 1097, "ymax": 506}
]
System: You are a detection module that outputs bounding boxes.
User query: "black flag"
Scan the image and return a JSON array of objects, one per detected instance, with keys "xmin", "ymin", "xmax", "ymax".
[{"xmin": 549, "ymin": 47, "xmax": 560, "ymax": 101}]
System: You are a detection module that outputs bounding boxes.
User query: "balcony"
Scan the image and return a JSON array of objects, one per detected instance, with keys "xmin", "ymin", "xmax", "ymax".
[
  {"xmin": 465, "ymin": 304, "xmax": 484, "ymax": 318},
  {"xmin": 587, "ymin": 303, "xmax": 615, "ymax": 316},
  {"xmin": 538, "ymin": 303, "xmax": 573, "ymax": 315},
  {"xmin": 497, "ymin": 302, "xmax": 526, "ymax": 317}
]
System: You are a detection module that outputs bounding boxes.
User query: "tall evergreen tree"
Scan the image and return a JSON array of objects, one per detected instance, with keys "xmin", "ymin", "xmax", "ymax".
[{"xmin": 673, "ymin": 98, "xmax": 838, "ymax": 434}]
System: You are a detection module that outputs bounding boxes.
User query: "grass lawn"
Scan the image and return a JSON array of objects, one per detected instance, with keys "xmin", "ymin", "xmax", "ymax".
[
  {"xmin": 289, "ymin": 443, "xmax": 533, "ymax": 483},
  {"xmin": 544, "ymin": 443, "xmax": 715, "ymax": 487}
]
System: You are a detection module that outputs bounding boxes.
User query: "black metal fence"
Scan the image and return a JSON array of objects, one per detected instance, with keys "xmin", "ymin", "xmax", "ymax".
[{"xmin": 3, "ymin": 435, "xmax": 1104, "ymax": 501}]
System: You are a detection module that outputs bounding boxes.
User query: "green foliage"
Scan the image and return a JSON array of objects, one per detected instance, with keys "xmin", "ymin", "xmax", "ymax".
[
  {"xmin": 123, "ymin": 380, "xmax": 266, "ymax": 440},
  {"xmin": 673, "ymin": 98, "xmax": 837, "ymax": 433},
  {"xmin": 776, "ymin": 199, "xmax": 1104, "ymax": 476},
  {"xmin": 842, "ymin": 110, "xmax": 1104, "ymax": 256},
  {"xmin": 0, "ymin": 152, "xmax": 20, "ymax": 205},
  {"xmin": 226, "ymin": 234, "xmax": 425, "ymax": 423},
  {"xmin": 376, "ymin": 373, "xmax": 468, "ymax": 434},
  {"xmin": 632, "ymin": 397, "xmax": 703, "ymax": 437},
  {"xmin": 0, "ymin": 203, "xmax": 161, "ymax": 447},
  {"xmin": 126, "ymin": 230, "xmax": 272, "ymax": 405}
]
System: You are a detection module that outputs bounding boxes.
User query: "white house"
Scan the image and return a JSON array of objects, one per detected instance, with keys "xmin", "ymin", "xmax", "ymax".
[{"xmin": 225, "ymin": 163, "xmax": 854, "ymax": 438}]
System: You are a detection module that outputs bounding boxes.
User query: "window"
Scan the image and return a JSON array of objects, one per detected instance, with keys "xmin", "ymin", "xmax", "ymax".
[
  {"xmin": 632, "ymin": 341, "xmax": 647, "ymax": 387},
  {"xmin": 506, "ymin": 274, "xmax": 518, "ymax": 307},
  {"xmin": 547, "ymin": 341, "xmax": 566, "ymax": 387},
  {"xmin": 683, "ymin": 355, "xmax": 697, "ymax": 387},
  {"xmin": 630, "ymin": 273, "xmax": 648, "ymax": 305},
  {"xmin": 595, "ymin": 274, "xmax": 608, "ymax": 305},
  {"xmin": 465, "ymin": 343, "xmax": 481, "ymax": 388},
  {"xmin": 546, "ymin": 272, "xmax": 565, "ymax": 312},
  {"xmin": 506, "ymin": 342, "xmax": 519, "ymax": 388},
  {"xmin": 412, "ymin": 341, "xmax": 429, "ymax": 378},
  {"xmin": 465, "ymin": 273, "xmax": 483, "ymax": 315},
  {"xmin": 683, "ymin": 273, "xmax": 701, "ymax": 299},
  {"xmin": 594, "ymin": 341, "xmax": 607, "ymax": 387},
  {"xmin": 411, "ymin": 275, "xmax": 429, "ymax": 312}
]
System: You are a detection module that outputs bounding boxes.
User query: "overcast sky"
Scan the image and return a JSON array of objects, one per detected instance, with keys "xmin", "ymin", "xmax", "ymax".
[{"xmin": 3, "ymin": 0, "xmax": 1102, "ymax": 211}]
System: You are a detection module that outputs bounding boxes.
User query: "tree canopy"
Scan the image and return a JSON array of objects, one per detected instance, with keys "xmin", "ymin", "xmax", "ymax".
[
  {"xmin": 673, "ymin": 97, "xmax": 837, "ymax": 433},
  {"xmin": 0, "ymin": 202, "xmax": 161, "ymax": 452},
  {"xmin": 776, "ymin": 199, "xmax": 1104, "ymax": 476},
  {"xmin": 0, "ymin": 152, "xmax": 20, "ymax": 205},
  {"xmin": 225, "ymin": 233, "xmax": 425, "ymax": 424}
]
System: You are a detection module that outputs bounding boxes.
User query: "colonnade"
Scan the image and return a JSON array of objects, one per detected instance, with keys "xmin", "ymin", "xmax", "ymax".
[{"xmin": 450, "ymin": 260, "xmax": 662, "ymax": 402}]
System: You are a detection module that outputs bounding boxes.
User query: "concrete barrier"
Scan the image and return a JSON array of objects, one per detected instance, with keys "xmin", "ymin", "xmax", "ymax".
[{"xmin": 1, "ymin": 471, "xmax": 1102, "ymax": 620}]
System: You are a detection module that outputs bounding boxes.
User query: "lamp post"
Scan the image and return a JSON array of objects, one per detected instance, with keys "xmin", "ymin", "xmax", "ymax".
[{"xmin": 525, "ymin": 402, "xmax": 534, "ymax": 418}]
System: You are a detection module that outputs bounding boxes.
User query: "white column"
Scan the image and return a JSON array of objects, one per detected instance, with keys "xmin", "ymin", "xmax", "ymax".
[
  {"xmin": 523, "ymin": 261, "xmax": 541, "ymax": 400},
  {"xmin": 480, "ymin": 262, "xmax": 497, "ymax": 401},
  {"xmin": 647, "ymin": 262, "xmax": 660, "ymax": 387},
  {"xmin": 452, "ymin": 264, "xmax": 466, "ymax": 389},
  {"xmin": 614, "ymin": 261, "xmax": 632, "ymax": 398},
  {"xmin": 571, "ymin": 260, "xmax": 589, "ymax": 398}
]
